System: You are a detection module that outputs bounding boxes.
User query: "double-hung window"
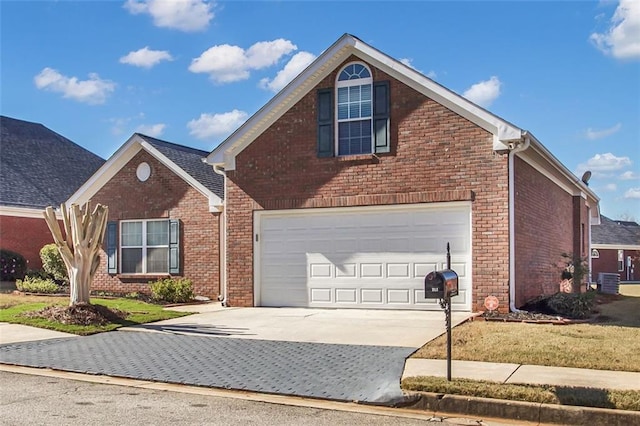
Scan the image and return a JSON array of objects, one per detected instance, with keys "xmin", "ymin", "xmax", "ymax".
[
  {"xmin": 317, "ymin": 62, "xmax": 390, "ymax": 158},
  {"xmin": 106, "ymin": 219, "xmax": 180, "ymax": 275},
  {"xmin": 336, "ymin": 63, "xmax": 373, "ymax": 155}
]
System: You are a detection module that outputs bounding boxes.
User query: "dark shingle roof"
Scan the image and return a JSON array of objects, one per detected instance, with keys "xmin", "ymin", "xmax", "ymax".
[
  {"xmin": 136, "ymin": 134, "xmax": 224, "ymax": 199},
  {"xmin": 592, "ymin": 216, "xmax": 640, "ymax": 246},
  {"xmin": 0, "ymin": 116, "xmax": 105, "ymax": 209}
]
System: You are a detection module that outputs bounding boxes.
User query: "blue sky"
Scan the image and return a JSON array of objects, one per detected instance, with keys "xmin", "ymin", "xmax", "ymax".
[{"xmin": 2, "ymin": 0, "xmax": 639, "ymax": 220}]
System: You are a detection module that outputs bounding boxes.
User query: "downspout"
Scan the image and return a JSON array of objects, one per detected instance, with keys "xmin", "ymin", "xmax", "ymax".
[
  {"xmin": 213, "ymin": 164, "xmax": 228, "ymax": 307},
  {"xmin": 508, "ymin": 134, "xmax": 530, "ymax": 312}
]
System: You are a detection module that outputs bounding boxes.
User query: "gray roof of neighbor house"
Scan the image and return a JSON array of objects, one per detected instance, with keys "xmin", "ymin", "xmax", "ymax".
[
  {"xmin": 0, "ymin": 116, "xmax": 105, "ymax": 209},
  {"xmin": 592, "ymin": 216, "xmax": 640, "ymax": 246},
  {"xmin": 136, "ymin": 134, "xmax": 224, "ymax": 199}
]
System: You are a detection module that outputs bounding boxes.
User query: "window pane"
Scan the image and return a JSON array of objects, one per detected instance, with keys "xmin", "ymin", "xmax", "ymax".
[
  {"xmin": 361, "ymin": 84, "xmax": 371, "ymax": 100},
  {"xmin": 122, "ymin": 248, "xmax": 142, "ymax": 273},
  {"xmin": 338, "ymin": 120, "xmax": 372, "ymax": 155},
  {"xmin": 349, "ymin": 86, "xmax": 360, "ymax": 102},
  {"xmin": 121, "ymin": 222, "xmax": 142, "ymax": 246},
  {"xmin": 337, "ymin": 104, "xmax": 348, "ymax": 120},
  {"xmin": 147, "ymin": 221, "xmax": 169, "ymax": 246},
  {"xmin": 349, "ymin": 103, "xmax": 360, "ymax": 118},
  {"xmin": 337, "ymin": 87, "xmax": 348, "ymax": 103},
  {"xmin": 361, "ymin": 100, "xmax": 372, "ymax": 117},
  {"xmin": 147, "ymin": 248, "xmax": 169, "ymax": 273}
]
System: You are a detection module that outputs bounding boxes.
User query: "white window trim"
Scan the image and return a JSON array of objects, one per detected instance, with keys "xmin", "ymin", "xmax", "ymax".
[
  {"xmin": 335, "ymin": 62, "xmax": 373, "ymax": 156},
  {"xmin": 120, "ymin": 219, "xmax": 170, "ymax": 274}
]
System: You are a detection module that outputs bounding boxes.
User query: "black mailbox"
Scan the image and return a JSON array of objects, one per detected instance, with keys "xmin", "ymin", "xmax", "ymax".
[{"xmin": 424, "ymin": 269, "xmax": 459, "ymax": 299}]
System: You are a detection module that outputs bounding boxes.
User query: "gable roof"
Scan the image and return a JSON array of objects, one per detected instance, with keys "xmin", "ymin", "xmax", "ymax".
[
  {"xmin": 206, "ymin": 33, "xmax": 523, "ymax": 170},
  {"xmin": 0, "ymin": 115, "xmax": 105, "ymax": 210},
  {"xmin": 205, "ymin": 33, "xmax": 599, "ymax": 220},
  {"xmin": 67, "ymin": 133, "xmax": 223, "ymax": 211},
  {"xmin": 592, "ymin": 216, "xmax": 640, "ymax": 248}
]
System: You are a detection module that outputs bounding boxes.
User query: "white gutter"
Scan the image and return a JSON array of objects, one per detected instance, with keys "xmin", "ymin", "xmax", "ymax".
[
  {"xmin": 212, "ymin": 164, "xmax": 228, "ymax": 307},
  {"xmin": 508, "ymin": 134, "xmax": 531, "ymax": 312}
]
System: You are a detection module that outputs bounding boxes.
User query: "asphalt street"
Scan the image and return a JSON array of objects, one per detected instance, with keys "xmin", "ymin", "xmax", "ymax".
[{"xmin": 0, "ymin": 371, "xmax": 456, "ymax": 426}]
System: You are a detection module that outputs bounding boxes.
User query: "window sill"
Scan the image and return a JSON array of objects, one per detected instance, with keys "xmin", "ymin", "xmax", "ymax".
[
  {"xmin": 336, "ymin": 153, "xmax": 383, "ymax": 163},
  {"xmin": 115, "ymin": 274, "xmax": 171, "ymax": 282}
]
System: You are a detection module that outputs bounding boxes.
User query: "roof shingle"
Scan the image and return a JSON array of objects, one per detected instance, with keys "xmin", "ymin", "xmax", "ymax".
[{"xmin": 592, "ymin": 216, "xmax": 640, "ymax": 246}]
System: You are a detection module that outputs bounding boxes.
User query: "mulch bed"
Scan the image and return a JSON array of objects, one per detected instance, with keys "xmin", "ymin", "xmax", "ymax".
[{"xmin": 23, "ymin": 303, "xmax": 127, "ymax": 326}]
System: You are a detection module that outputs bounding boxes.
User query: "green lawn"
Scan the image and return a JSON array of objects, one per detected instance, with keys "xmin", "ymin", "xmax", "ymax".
[{"xmin": 0, "ymin": 294, "xmax": 191, "ymax": 335}]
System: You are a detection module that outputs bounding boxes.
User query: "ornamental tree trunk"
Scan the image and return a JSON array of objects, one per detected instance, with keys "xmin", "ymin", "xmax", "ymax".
[{"xmin": 43, "ymin": 202, "xmax": 109, "ymax": 306}]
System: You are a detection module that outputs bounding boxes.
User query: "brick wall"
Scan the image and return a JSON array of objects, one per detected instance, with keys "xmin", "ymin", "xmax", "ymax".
[
  {"xmin": 90, "ymin": 150, "xmax": 220, "ymax": 298},
  {"xmin": 513, "ymin": 156, "xmax": 581, "ymax": 305},
  {"xmin": 225, "ymin": 57, "xmax": 510, "ymax": 311},
  {"xmin": 0, "ymin": 214, "xmax": 57, "ymax": 270},
  {"xmin": 592, "ymin": 248, "xmax": 640, "ymax": 281}
]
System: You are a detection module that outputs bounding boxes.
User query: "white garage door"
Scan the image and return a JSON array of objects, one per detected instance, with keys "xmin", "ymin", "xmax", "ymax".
[{"xmin": 255, "ymin": 202, "xmax": 472, "ymax": 311}]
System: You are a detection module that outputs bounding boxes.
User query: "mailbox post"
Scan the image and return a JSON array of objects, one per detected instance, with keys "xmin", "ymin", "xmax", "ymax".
[{"xmin": 424, "ymin": 243, "xmax": 458, "ymax": 381}]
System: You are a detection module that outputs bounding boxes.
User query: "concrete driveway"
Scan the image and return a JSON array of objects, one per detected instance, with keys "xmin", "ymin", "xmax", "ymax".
[{"xmin": 125, "ymin": 305, "xmax": 473, "ymax": 348}]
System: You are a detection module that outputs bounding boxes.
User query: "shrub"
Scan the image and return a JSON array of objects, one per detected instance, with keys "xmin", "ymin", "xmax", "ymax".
[
  {"xmin": 0, "ymin": 249, "xmax": 27, "ymax": 281},
  {"xmin": 40, "ymin": 244, "xmax": 68, "ymax": 282},
  {"xmin": 546, "ymin": 292, "xmax": 596, "ymax": 319},
  {"xmin": 16, "ymin": 276, "xmax": 60, "ymax": 294},
  {"xmin": 149, "ymin": 278, "xmax": 194, "ymax": 304}
]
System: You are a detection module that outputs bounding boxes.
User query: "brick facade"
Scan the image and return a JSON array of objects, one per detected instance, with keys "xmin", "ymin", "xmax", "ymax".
[
  {"xmin": 90, "ymin": 150, "xmax": 220, "ymax": 298},
  {"xmin": 225, "ymin": 58, "xmax": 511, "ymax": 311},
  {"xmin": 0, "ymin": 214, "xmax": 57, "ymax": 270},
  {"xmin": 592, "ymin": 248, "xmax": 639, "ymax": 282},
  {"xmin": 513, "ymin": 157, "xmax": 589, "ymax": 305}
]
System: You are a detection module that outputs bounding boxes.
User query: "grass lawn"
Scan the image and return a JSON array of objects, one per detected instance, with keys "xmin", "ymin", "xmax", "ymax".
[
  {"xmin": 0, "ymin": 294, "xmax": 191, "ymax": 335},
  {"xmin": 406, "ymin": 294, "xmax": 640, "ymax": 411},
  {"xmin": 411, "ymin": 294, "xmax": 640, "ymax": 372}
]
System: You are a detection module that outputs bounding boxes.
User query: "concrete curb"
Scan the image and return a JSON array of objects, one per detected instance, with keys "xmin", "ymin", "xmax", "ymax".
[{"xmin": 404, "ymin": 392, "xmax": 640, "ymax": 425}]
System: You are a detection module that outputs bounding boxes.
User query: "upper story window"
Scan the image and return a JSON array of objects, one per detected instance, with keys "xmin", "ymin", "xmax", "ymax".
[
  {"xmin": 106, "ymin": 219, "xmax": 180, "ymax": 275},
  {"xmin": 336, "ymin": 63, "xmax": 373, "ymax": 156},
  {"xmin": 317, "ymin": 62, "xmax": 390, "ymax": 158}
]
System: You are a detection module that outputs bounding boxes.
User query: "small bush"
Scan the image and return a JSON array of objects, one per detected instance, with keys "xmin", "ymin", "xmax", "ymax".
[
  {"xmin": 16, "ymin": 276, "xmax": 60, "ymax": 294},
  {"xmin": 0, "ymin": 249, "xmax": 27, "ymax": 281},
  {"xmin": 40, "ymin": 244, "xmax": 68, "ymax": 282},
  {"xmin": 149, "ymin": 278, "xmax": 194, "ymax": 304},
  {"xmin": 525, "ymin": 292, "xmax": 596, "ymax": 319}
]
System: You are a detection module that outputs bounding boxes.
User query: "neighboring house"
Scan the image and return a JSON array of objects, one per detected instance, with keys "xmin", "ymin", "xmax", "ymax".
[
  {"xmin": 66, "ymin": 133, "xmax": 224, "ymax": 299},
  {"xmin": 206, "ymin": 34, "xmax": 600, "ymax": 312},
  {"xmin": 591, "ymin": 216, "xmax": 640, "ymax": 282},
  {"xmin": 0, "ymin": 116, "xmax": 104, "ymax": 269}
]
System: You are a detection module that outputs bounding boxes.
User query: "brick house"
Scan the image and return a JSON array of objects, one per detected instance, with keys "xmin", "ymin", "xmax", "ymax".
[
  {"xmin": 205, "ymin": 34, "xmax": 600, "ymax": 312},
  {"xmin": 591, "ymin": 216, "xmax": 640, "ymax": 282},
  {"xmin": 0, "ymin": 116, "xmax": 104, "ymax": 270},
  {"xmin": 67, "ymin": 133, "xmax": 224, "ymax": 298}
]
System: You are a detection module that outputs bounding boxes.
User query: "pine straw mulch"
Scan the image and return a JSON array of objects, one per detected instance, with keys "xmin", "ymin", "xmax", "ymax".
[{"xmin": 23, "ymin": 303, "xmax": 128, "ymax": 326}]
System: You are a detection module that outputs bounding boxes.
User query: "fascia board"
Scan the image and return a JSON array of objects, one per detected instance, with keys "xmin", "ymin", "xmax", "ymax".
[
  {"xmin": 592, "ymin": 243, "xmax": 640, "ymax": 250},
  {"xmin": 139, "ymin": 141, "xmax": 223, "ymax": 209},
  {"xmin": 0, "ymin": 205, "xmax": 62, "ymax": 219},
  {"xmin": 66, "ymin": 134, "xmax": 144, "ymax": 207}
]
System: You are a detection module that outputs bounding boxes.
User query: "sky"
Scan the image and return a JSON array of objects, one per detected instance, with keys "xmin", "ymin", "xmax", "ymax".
[{"xmin": 1, "ymin": 0, "xmax": 639, "ymax": 221}]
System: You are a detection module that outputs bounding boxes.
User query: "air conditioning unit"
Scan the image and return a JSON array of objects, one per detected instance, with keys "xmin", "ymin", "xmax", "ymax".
[{"xmin": 598, "ymin": 273, "xmax": 620, "ymax": 295}]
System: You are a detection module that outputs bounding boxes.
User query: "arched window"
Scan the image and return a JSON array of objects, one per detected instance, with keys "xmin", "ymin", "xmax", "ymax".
[{"xmin": 336, "ymin": 63, "xmax": 373, "ymax": 155}]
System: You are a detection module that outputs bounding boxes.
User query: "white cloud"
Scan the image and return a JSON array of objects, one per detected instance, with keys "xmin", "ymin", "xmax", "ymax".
[
  {"xmin": 576, "ymin": 152, "xmax": 632, "ymax": 175},
  {"xmin": 624, "ymin": 187, "xmax": 640, "ymax": 199},
  {"xmin": 620, "ymin": 170, "xmax": 640, "ymax": 180},
  {"xmin": 426, "ymin": 70, "xmax": 437, "ymax": 79},
  {"xmin": 187, "ymin": 109, "xmax": 248, "ymax": 139},
  {"xmin": 590, "ymin": 0, "xmax": 640, "ymax": 59},
  {"xmin": 124, "ymin": 0, "xmax": 214, "ymax": 32},
  {"xmin": 585, "ymin": 122, "xmax": 622, "ymax": 140},
  {"xmin": 189, "ymin": 39, "xmax": 298, "ymax": 83},
  {"xmin": 34, "ymin": 67, "xmax": 115, "ymax": 104},
  {"xmin": 603, "ymin": 183, "xmax": 618, "ymax": 191},
  {"xmin": 259, "ymin": 51, "xmax": 316, "ymax": 92},
  {"xmin": 463, "ymin": 76, "xmax": 502, "ymax": 107},
  {"xmin": 120, "ymin": 46, "xmax": 173, "ymax": 68},
  {"xmin": 136, "ymin": 123, "xmax": 166, "ymax": 137}
]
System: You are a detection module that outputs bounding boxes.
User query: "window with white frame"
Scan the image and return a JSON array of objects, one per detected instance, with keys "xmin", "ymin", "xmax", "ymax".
[
  {"xmin": 120, "ymin": 220, "xmax": 169, "ymax": 274},
  {"xmin": 336, "ymin": 63, "xmax": 373, "ymax": 155},
  {"xmin": 316, "ymin": 62, "xmax": 390, "ymax": 158}
]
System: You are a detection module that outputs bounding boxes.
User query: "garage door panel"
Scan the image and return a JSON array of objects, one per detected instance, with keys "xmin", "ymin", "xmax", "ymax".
[{"xmin": 257, "ymin": 203, "xmax": 471, "ymax": 311}]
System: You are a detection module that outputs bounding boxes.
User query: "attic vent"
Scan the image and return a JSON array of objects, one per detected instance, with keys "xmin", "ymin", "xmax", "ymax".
[{"xmin": 136, "ymin": 162, "xmax": 151, "ymax": 182}]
